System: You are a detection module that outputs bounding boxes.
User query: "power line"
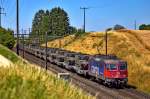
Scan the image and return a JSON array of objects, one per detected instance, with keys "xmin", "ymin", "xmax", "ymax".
[
  {"xmin": 80, "ymin": 7, "xmax": 90, "ymax": 33},
  {"xmin": 0, "ymin": 0, "xmax": 15, "ymax": 29},
  {"xmin": 0, "ymin": 0, "xmax": 4, "ymax": 6},
  {"xmin": 5, "ymin": 0, "xmax": 16, "ymax": 29}
]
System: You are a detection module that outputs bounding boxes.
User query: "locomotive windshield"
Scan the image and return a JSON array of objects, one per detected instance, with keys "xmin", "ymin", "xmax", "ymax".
[
  {"xmin": 106, "ymin": 64, "xmax": 117, "ymax": 70},
  {"xmin": 119, "ymin": 64, "xmax": 127, "ymax": 70},
  {"xmin": 110, "ymin": 64, "xmax": 117, "ymax": 70},
  {"xmin": 106, "ymin": 63, "xmax": 127, "ymax": 70}
]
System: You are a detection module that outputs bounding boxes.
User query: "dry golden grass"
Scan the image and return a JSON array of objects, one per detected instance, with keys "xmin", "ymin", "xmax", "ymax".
[
  {"xmin": 116, "ymin": 29, "xmax": 150, "ymax": 52},
  {"xmin": 44, "ymin": 30, "xmax": 150, "ymax": 94}
]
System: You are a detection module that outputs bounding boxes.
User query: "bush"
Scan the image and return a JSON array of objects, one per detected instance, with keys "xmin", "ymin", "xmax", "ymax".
[
  {"xmin": 75, "ymin": 29, "xmax": 84, "ymax": 37},
  {"xmin": 139, "ymin": 24, "xmax": 150, "ymax": 30},
  {"xmin": 0, "ymin": 28, "xmax": 15, "ymax": 49},
  {"xmin": 114, "ymin": 24, "xmax": 125, "ymax": 30}
]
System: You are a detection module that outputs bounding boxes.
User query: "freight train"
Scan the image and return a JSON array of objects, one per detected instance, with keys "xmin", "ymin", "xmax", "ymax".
[{"xmin": 20, "ymin": 45, "xmax": 128, "ymax": 87}]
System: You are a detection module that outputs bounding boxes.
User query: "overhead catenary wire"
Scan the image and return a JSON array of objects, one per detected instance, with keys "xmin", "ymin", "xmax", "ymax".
[
  {"xmin": 2, "ymin": 0, "xmax": 16, "ymax": 29},
  {"xmin": 0, "ymin": 3, "xmax": 6, "ymax": 27}
]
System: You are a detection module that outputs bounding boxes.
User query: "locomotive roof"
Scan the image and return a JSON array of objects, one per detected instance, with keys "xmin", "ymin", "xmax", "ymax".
[
  {"xmin": 93, "ymin": 57, "xmax": 126, "ymax": 63},
  {"xmin": 104, "ymin": 59, "xmax": 126, "ymax": 63},
  {"xmin": 92, "ymin": 54, "xmax": 126, "ymax": 63},
  {"xmin": 94, "ymin": 54, "xmax": 118, "ymax": 59}
]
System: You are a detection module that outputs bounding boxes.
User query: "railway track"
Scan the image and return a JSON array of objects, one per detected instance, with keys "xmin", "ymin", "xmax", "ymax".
[{"xmin": 18, "ymin": 50, "xmax": 150, "ymax": 99}]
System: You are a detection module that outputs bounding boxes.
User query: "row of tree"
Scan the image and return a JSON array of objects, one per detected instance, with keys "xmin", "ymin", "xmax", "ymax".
[
  {"xmin": 139, "ymin": 24, "xmax": 150, "ymax": 30},
  {"xmin": 31, "ymin": 7, "xmax": 82, "ymax": 38},
  {"xmin": 0, "ymin": 27, "xmax": 15, "ymax": 49},
  {"xmin": 31, "ymin": 7, "xmax": 150, "ymax": 39}
]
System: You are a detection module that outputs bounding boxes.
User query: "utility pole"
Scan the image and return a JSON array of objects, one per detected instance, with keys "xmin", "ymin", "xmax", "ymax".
[
  {"xmin": 105, "ymin": 30, "xmax": 108, "ymax": 56},
  {"xmin": 23, "ymin": 30, "xmax": 26, "ymax": 59},
  {"xmin": 134, "ymin": 20, "xmax": 137, "ymax": 30},
  {"xmin": 0, "ymin": 6, "xmax": 6, "ymax": 27},
  {"xmin": 21, "ymin": 28, "xmax": 24, "ymax": 34},
  {"xmin": 22, "ymin": 34, "xmax": 25, "ymax": 58},
  {"xmin": 16, "ymin": 0, "xmax": 19, "ymax": 55},
  {"xmin": 80, "ymin": 7, "xmax": 89, "ymax": 33},
  {"xmin": 28, "ymin": 28, "xmax": 31, "ymax": 34},
  {"xmin": 45, "ymin": 32, "xmax": 48, "ymax": 70},
  {"xmin": 105, "ymin": 28, "xmax": 112, "ymax": 56}
]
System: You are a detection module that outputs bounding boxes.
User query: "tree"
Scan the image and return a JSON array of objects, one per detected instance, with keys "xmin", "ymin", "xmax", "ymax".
[
  {"xmin": 40, "ymin": 11, "xmax": 50, "ymax": 35},
  {"xmin": 49, "ymin": 7, "xmax": 70, "ymax": 36},
  {"xmin": 31, "ymin": 7, "xmax": 76, "ymax": 42},
  {"xmin": 0, "ymin": 28, "xmax": 15, "ymax": 49},
  {"xmin": 114, "ymin": 24, "xmax": 125, "ymax": 30},
  {"xmin": 139, "ymin": 24, "xmax": 150, "ymax": 30},
  {"xmin": 106, "ymin": 28, "xmax": 112, "ymax": 32},
  {"xmin": 68, "ymin": 26, "xmax": 78, "ymax": 35},
  {"xmin": 139, "ymin": 24, "xmax": 146, "ymax": 30},
  {"xmin": 32, "ymin": 10, "xmax": 45, "ymax": 35},
  {"xmin": 147, "ymin": 25, "xmax": 150, "ymax": 30},
  {"xmin": 75, "ymin": 28, "xmax": 84, "ymax": 37}
]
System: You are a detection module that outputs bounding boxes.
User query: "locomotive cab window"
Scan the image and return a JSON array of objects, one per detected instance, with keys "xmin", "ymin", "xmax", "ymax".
[
  {"xmin": 109, "ymin": 64, "xmax": 117, "ymax": 70},
  {"xmin": 119, "ymin": 64, "xmax": 127, "ymax": 70}
]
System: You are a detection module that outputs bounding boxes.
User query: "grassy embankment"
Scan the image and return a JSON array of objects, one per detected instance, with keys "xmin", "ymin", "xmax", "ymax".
[
  {"xmin": 0, "ymin": 44, "xmax": 94, "ymax": 99},
  {"xmin": 43, "ymin": 30, "xmax": 150, "ymax": 94}
]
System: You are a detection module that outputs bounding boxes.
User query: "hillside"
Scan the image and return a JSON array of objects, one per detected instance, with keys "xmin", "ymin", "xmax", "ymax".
[
  {"xmin": 0, "ymin": 45, "xmax": 93, "ymax": 99},
  {"xmin": 43, "ymin": 30, "xmax": 150, "ymax": 94}
]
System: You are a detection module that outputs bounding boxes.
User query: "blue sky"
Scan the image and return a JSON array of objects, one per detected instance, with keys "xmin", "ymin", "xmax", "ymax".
[{"xmin": 1, "ymin": 0, "xmax": 150, "ymax": 32}]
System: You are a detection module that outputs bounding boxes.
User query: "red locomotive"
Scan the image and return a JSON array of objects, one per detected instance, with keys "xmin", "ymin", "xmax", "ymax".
[{"xmin": 88, "ymin": 55, "xmax": 128, "ymax": 87}]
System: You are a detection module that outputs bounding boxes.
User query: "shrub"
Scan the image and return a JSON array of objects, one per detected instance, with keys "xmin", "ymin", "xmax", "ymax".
[
  {"xmin": 75, "ymin": 29, "xmax": 84, "ymax": 37},
  {"xmin": 114, "ymin": 24, "xmax": 126, "ymax": 30},
  {"xmin": 0, "ymin": 28, "xmax": 15, "ymax": 49},
  {"xmin": 139, "ymin": 24, "xmax": 150, "ymax": 30}
]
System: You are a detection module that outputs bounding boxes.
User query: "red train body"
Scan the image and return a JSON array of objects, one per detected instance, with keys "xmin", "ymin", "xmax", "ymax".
[{"xmin": 88, "ymin": 55, "xmax": 128, "ymax": 87}]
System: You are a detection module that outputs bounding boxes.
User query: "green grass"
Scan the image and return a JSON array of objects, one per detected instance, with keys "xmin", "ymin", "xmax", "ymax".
[
  {"xmin": 0, "ymin": 45, "xmax": 94, "ymax": 99},
  {"xmin": 0, "ymin": 63, "xmax": 93, "ymax": 99},
  {"xmin": 0, "ymin": 44, "xmax": 20, "ymax": 63}
]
